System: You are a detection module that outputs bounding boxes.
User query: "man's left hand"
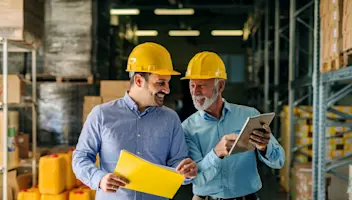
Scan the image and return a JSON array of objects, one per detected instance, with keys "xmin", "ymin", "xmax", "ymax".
[
  {"xmin": 249, "ymin": 124, "xmax": 271, "ymax": 152},
  {"xmin": 176, "ymin": 158, "xmax": 198, "ymax": 178}
]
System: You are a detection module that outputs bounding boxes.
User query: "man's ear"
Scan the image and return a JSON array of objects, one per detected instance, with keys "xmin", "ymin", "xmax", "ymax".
[
  {"xmin": 134, "ymin": 74, "xmax": 144, "ymax": 87},
  {"xmin": 219, "ymin": 80, "xmax": 225, "ymax": 93}
]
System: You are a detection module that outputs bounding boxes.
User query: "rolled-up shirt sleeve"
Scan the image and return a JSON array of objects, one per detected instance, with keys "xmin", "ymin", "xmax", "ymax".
[{"xmin": 72, "ymin": 106, "xmax": 107, "ymax": 190}]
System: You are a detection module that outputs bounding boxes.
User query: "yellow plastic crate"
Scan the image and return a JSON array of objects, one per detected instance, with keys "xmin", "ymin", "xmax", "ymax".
[
  {"xmin": 59, "ymin": 151, "xmax": 76, "ymax": 190},
  {"xmin": 39, "ymin": 154, "xmax": 66, "ymax": 195},
  {"xmin": 69, "ymin": 189, "xmax": 91, "ymax": 200},
  {"xmin": 41, "ymin": 191, "xmax": 69, "ymax": 200},
  {"xmin": 17, "ymin": 187, "xmax": 41, "ymax": 200}
]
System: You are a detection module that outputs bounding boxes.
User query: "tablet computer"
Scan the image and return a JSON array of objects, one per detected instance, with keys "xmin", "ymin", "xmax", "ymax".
[{"xmin": 228, "ymin": 112, "xmax": 275, "ymax": 155}]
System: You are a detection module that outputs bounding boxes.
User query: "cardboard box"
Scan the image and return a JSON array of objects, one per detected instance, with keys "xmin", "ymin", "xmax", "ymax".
[
  {"xmin": 16, "ymin": 133, "xmax": 29, "ymax": 159},
  {"xmin": 328, "ymin": 158, "xmax": 352, "ymax": 200},
  {"xmin": 0, "ymin": 0, "xmax": 44, "ymax": 44},
  {"xmin": 83, "ymin": 96, "xmax": 102, "ymax": 123},
  {"xmin": 102, "ymin": 96, "xmax": 117, "ymax": 103},
  {"xmin": 0, "ymin": 186, "xmax": 13, "ymax": 200},
  {"xmin": 0, "ymin": 75, "xmax": 24, "ymax": 104},
  {"xmin": 0, "ymin": 111, "xmax": 20, "ymax": 170},
  {"xmin": 0, "ymin": 170, "xmax": 19, "ymax": 200},
  {"xmin": 16, "ymin": 173, "xmax": 32, "ymax": 190},
  {"xmin": 100, "ymin": 81, "xmax": 130, "ymax": 98}
]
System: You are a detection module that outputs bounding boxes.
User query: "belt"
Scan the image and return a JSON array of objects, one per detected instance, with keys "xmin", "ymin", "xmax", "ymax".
[{"xmin": 198, "ymin": 193, "xmax": 259, "ymax": 200}]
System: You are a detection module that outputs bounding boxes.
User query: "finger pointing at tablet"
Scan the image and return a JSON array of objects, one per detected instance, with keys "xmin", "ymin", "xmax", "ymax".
[{"xmin": 214, "ymin": 134, "xmax": 238, "ymax": 158}]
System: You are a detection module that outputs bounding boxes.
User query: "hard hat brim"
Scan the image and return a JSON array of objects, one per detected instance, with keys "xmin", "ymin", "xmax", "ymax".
[
  {"xmin": 180, "ymin": 75, "xmax": 227, "ymax": 80},
  {"xmin": 154, "ymin": 69, "xmax": 181, "ymax": 75},
  {"xmin": 126, "ymin": 69, "xmax": 181, "ymax": 76}
]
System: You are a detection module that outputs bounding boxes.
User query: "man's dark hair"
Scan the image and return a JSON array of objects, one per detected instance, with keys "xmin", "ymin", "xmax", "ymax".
[{"xmin": 129, "ymin": 72, "xmax": 151, "ymax": 85}]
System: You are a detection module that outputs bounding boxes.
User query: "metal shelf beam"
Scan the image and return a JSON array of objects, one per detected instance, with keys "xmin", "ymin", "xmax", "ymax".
[
  {"xmin": 327, "ymin": 83, "xmax": 352, "ymax": 107},
  {"xmin": 287, "ymin": 0, "xmax": 296, "ymax": 199},
  {"xmin": 273, "ymin": 0, "xmax": 280, "ymax": 138},
  {"xmin": 295, "ymin": 1, "xmax": 314, "ymax": 17},
  {"xmin": 291, "ymin": 76, "xmax": 312, "ymax": 88},
  {"xmin": 312, "ymin": 0, "xmax": 320, "ymax": 199},
  {"xmin": 0, "ymin": 38, "xmax": 38, "ymax": 200},
  {"xmin": 264, "ymin": 0, "xmax": 269, "ymax": 113},
  {"xmin": 321, "ymin": 66, "xmax": 352, "ymax": 83}
]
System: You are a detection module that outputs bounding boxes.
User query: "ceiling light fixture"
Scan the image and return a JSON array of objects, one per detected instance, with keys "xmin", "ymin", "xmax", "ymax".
[
  {"xmin": 154, "ymin": 8, "xmax": 194, "ymax": 15},
  {"xmin": 169, "ymin": 30, "xmax": 200, "ymax": 36},
  {"xmin": 135, "ymin": 30, "xmax": 158, "ymax": 36},
  {"xmin": 110, "ymin": 9, "xmax": 140, "ymax": 15},
  {"xmin": 211, "ymin": 30, "xmax": 243, "ymax": 36}
]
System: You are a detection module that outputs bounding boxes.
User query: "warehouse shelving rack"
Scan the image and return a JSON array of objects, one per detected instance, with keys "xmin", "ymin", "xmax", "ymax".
[
  {"xmin": 285, "ymin": 0, "xmax": 317, "ymax": 200},
  {"xmin": 0, "ymin": 38, "xmax": 38, "ymax": 200},
  {"xmin": 285, "ymin": 0, "xmax": 352, "ymax": 200},
  {"xmin": 250, "ymin": 0, "xmax": 352, "ymax": 199}
]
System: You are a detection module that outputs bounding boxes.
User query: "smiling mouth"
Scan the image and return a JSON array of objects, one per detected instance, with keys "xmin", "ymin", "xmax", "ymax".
[
  {"xmin": 195, "ymin": 98, "xmax": 205, "ymax": 104},
  {"xmin": 156, "ymin": 93, "xmax": 165, "ymax": 98}
]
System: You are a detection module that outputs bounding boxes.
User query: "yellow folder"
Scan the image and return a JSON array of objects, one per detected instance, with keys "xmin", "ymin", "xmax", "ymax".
[{"xmin": 114, "ymin": 150, "xmax": 185, "ymax": 199}]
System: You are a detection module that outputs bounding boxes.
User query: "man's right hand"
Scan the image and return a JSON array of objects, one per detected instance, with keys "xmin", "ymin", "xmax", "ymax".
[
  {"xmin": 99, "ymin": 173, "xmax": 130, "ymax": 193},
  {"xmin": 214, "ymin": 134, "xmax": 238, "ymax": 158}
]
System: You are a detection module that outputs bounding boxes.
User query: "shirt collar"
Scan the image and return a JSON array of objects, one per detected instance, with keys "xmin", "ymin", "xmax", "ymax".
[
  {"xmin": 123, "ymin": 92, "xmax": 155, "ymax": 114},
  {"xmin": 200, "ymin": 98, "xmax": 231, "ymax": 121}
]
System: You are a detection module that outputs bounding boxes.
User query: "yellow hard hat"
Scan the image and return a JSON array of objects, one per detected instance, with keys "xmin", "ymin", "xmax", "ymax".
[
  {"xmin": 181, "ymin": 51, "xmax": 227, "ymax": 80},
  {"xmin": 126, "ymin": 42, "xmax": 180, "ymax": 75}
]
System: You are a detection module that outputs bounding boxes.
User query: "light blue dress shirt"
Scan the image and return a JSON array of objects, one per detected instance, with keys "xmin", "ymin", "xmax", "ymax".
[
  {"xmin": 182, "ymin": 99, "xmax": 285, "ymax": 199},
  {"xmin": 72, "ymin": 93, "xmax": 189, "ymax": 200}
]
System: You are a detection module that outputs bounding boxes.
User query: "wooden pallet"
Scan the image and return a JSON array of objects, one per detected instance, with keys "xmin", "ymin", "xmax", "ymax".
[
  {"xmin": 322, "ymin": 55, "xmax": 344, "ymax": 73},
  {"xmin": 25, "ymin": 74, "xmax": 94, "ymax": 84},
  {"xmin": 343, "ymin": 49, "xmax": 352, "ymax": 67}
]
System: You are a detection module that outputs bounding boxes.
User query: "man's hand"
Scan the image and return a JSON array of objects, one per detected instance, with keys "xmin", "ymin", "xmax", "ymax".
[
  {"xmin": 250, "ymin": 124, "xmax": 271, "ymax": 152},
  {"xmin": 176, "ymin": 158, "xmax": 197, "ymax": 178},
  {"xmin": 214, "ymin": 134, "xmax": 238, "ymax": 158},
  {"xmin": 99, "ymin": 173, "xmax": 129, "ymax": 193}
]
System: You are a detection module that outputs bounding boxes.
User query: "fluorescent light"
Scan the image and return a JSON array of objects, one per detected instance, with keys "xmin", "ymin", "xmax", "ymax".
[
  {"xmin": 154, "ymin": 8, "xmax": 194, "ymax": 15},
  {"xmin": 169, "ymin": 30, "xmax": 200, "ymax": 36},
  {"xmin": 211, "ymin": 30, "xmax": 243, "ymax": 36},
  {"xmin": 135, "ymin": 30, "xmax": 158, "ymax": 36},
  {"xmin": 110, "ymin": 9, "xmax": 140, "ymax": 15}
]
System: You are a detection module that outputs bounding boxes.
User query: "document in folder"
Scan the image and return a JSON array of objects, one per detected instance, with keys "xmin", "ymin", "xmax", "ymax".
[
  {"xmin": 114, "ymin": 150, "xmax": 185, "ymax": 199},
  {"xmin": 228, "ymin": 112, "xmax": 275, "ymax": 155}
]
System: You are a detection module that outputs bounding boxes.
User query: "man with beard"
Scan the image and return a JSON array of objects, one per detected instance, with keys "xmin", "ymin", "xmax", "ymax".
[
  {"xmin": 72, "ymin": 42, "xmax": 197, "ymax": 200},
  {"xmin": 181, "ymin": 52, "xmax": 285, "ymax": 200}
]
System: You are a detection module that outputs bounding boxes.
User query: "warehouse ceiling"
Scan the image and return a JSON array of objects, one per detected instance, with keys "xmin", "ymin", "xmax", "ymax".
[{"xmin": 110, "ymin": 0, "xmax": 256, "ymax": 37}]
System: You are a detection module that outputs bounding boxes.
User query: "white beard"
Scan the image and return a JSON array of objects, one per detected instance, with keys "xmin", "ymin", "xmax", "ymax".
[{"xmin": 192, "ymin": 88, "xmax": 218, "ymax": 111}]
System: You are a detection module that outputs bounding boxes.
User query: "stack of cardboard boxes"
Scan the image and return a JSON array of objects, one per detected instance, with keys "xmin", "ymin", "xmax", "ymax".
[
  {"xmin": 343, "ymin": 0, "xmax": 352, "ymax": 55},
  {"xmin": 83, "ymin": 80, "xmax": 130, "ymax": 123},
  {"xmin": 290, "ymin": 164, "xmax": 313, "ymax": 200},
  {"xmin": 0, "ymin": 0, "xmax": 44, "ymax": 45},
  {"xmin": 280, "ymin": 105, "xmax": 352, "ymax": 198},
  {"xmin": 321, "ymin": 0, "xmax": 344, "ymax": 72},
  {"xmin": 321, "ymin": 0, "xmax": 352, "ymax": 72}
]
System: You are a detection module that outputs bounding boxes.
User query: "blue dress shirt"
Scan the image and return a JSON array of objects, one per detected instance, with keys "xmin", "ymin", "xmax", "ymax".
[
  {"xmin": 72, "ymin": 93, "xmax": 188, "ymax": 200},
  {"xmin": 181, "ymin": 99, "xmax": 285, "ymax": 199}
]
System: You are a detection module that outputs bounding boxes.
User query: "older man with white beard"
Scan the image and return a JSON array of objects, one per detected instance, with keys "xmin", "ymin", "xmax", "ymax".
[{"xmin": 180, "ymin": 52, "xmax": 285, "ymax": 200}]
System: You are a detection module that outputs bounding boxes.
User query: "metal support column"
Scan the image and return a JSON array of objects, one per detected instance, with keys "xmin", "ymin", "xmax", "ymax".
[
  {"xmin": 252, "ymin": 33, "xmax": 256, "ymax": 84},
  {"xmin": 312, "ymin": 0, "xmax": 321, "ymax": 199},
  {"xmin": 264, "ymin": 0, "xmax": 270, "ymax": 113},
  {"xmin": 317, "ymin": 82, "xmax": 327, "ymax": 200},
  {"xmin": 32, "ymin": 49, "xmax": 37, "ymax": 186},
  {"xmin": 274, "ymin": 0, "xmax": 280, "ymax": 138},
  {"xmin": 2, "ymin": 38, "xmax": 8, "ymax": 200},
  {"xmin": 287, "ymin": 0, "xmax": 296, "ymax": 199}
]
